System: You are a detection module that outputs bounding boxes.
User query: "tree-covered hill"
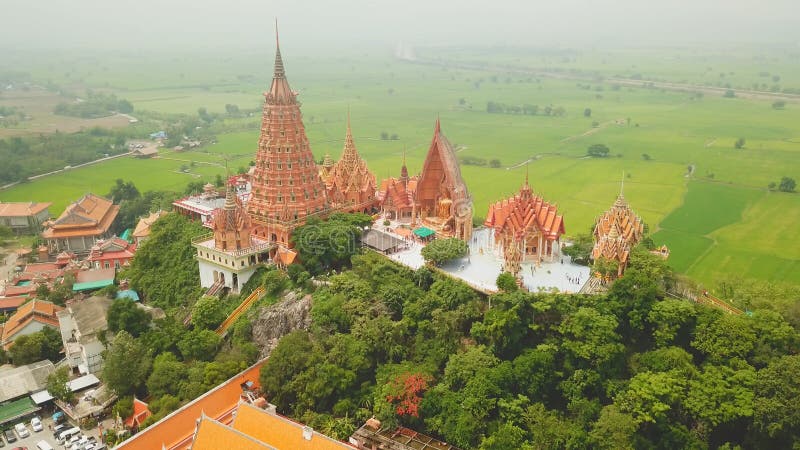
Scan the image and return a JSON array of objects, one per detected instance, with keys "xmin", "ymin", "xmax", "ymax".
[{"xmin": 260, "ymin": 250, "xmax": 800, "ymax": 449}]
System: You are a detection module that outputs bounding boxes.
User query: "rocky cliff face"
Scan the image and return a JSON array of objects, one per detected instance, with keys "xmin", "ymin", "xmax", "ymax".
[{"xmin": 251, "ymin": 291, "xmax": 312, "ymax": 358}]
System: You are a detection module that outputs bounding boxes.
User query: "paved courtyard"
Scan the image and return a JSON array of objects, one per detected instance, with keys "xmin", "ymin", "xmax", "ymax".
[{"xmin": 386, "ymin": 227, "xmax": 589, "ymax": 293}]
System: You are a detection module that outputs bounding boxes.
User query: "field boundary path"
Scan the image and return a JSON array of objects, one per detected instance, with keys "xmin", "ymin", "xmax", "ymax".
[
  {"xmin": 403, "ymin": 57, "xmax": 800, "ymax": 102},
  {"xmin": 215, "ymin": 286, "xmax": 266, "ymax": 336},
  {"xmin": 0, "ymin": 151, "xmax": 133, "ymax": 191}
]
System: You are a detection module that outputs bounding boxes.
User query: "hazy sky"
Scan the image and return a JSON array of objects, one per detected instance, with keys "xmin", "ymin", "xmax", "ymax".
[{"xmin": 2, "ymin": 0, "xmax": 799, "ymax": 52}]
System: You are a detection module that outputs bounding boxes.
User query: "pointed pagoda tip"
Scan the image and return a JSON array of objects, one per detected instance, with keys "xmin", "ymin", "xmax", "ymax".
[
  {"xmin": 275, "ymin": 18, "xmax": 280, "ymax": 49},
  {"xmin": 524, "ymin": 163, "xmax": 530, "ymax": 186},
  {"xmin": 272, "ymin": 18, "xmax": 285, "ymax": 78},
  {"xmin": 620, "ymin": 170, "xmax": 625, "ymax": 197},
  {"xmin": 435, "ymin": 115, "xmax": 441, "ymax": 133},
  {"xmin": 346, "ymin": 106, "xmax": 352, "ymax": 133}
]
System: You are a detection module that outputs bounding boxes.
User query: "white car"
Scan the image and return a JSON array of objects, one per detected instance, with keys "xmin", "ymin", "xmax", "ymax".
[
  {"xmin": 31, "ymin": 416, "xmax": 43, "ymax": 432},
  {"xmin": 14, "ymin": 422, "xmax": 30, "ymax": 438}
]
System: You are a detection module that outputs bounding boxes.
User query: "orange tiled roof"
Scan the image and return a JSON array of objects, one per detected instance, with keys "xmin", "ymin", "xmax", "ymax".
[
  {"xmin": 1, "ymin": 299, "xmax": 63, "ymax": 347},
  {"xmin": 484, "ymin": 178, "xmax": 565, "ymax": 242},
  {"xmin": 132, "ymin": 211, "xmax": 168, "ymax": 239},
  {"xmin": 42, "ymin": 194, "xmax": 119, "ymax": 239},
  {"xmin": 115, "ymin": 361, "xmax": 265, "ymax": 450},
  {"xmin": 0, "ymin": 297, "xmax": 28, "ymax": 311},
  {"xmin": 192, "ymin": 417, "xmax": 275, "ymax": 450},
  {"xmin": 231, "ymin": 402, "xmax": 355, "ymax": 450},
  {"xmin": 0, "ymin": 202, "xmax": 51, "ymax": 217},
  {"xmin": 378, "ymin": 177, "xmax": 418, "ymax": 210},
  {"xmin": 124, "ymin": 397, "xmax": 152, "ymax": 429}
]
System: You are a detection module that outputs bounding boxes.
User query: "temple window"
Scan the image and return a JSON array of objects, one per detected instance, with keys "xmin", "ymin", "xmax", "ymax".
[
  {"xmin": 278, "ymin": 195, "xmax": 283, "ymax": 203},
  {"xmin": 280, "ymin": 131, "xmax": 285, "ymax": 137},
  {"xmin": 277, "ymin": 163, "xmax": 282, "ymax": 169},
  {"xmin": 289, "ymin": 179, "xmax": 294, "ymax": 185},
  {"xmin": 277, "ymin": 180, "xmax": 282, "ymax": 186},
  {"xmin": 290, "ymin": 193, "xmax": 296, "ymax": 202},
  {"xmin": 288, "ymin": 163, "xmax": 292, "ymax": 169}
]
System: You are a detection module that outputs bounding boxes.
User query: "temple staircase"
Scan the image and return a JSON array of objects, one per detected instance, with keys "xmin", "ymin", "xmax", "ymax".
[
  {"xmin": 215, "ymin": 286, "xmax": 266, "ymax": 336},
  {"xmin": 205, "ymin": 279, "xmax": 226, "ymax": 297}
]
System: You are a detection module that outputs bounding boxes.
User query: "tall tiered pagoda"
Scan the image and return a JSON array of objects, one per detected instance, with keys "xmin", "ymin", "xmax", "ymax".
[
  {"xmin": 591, "ymin": 185, "xmax": 645, "ymax": 279},
  {"xmin": 412, "ymin": 119, "xmax": 473, "ymax": 240},
  {"xmin": 323, "ymin": 113, "xmax": 377, "ymax": 213},
  {"xmin": 484, "ymin": 174, "xmax": 565, "ymax": 276},
  {"xmin": 247, "ymin": 31, "xmax": 329, "ymax": 246}
]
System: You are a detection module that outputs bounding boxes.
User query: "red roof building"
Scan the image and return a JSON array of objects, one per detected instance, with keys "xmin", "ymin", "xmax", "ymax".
[
  {"xmin": 485, "ymin": 175, "xmax": 565, "ymax": 276},
  {"xmin": 86, "ymin": 237, "xmax": 136, "ymax": 270},
  {"xmin": 377, "ymin": 153, "xmax": 418, "ymax": 222},
  {"xmin": 123, "ymin": 397, "xmax": 152, "ymax": 431},
  {"xmin": 247, "ymin": 31, "xmax": 330, "ymax": 247},
  {"xmin": 0, "ymin": 299, "xmax": 63, "ymax": 349},
  {"xmin": 42, "ymin": 194, "xmax": 119, "ymax": 255}
]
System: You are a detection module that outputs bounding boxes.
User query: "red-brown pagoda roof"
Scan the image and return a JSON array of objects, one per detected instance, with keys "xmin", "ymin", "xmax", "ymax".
[{"xmin": 484, "ymin": 177, "xmax": 565, "ymax": 241}]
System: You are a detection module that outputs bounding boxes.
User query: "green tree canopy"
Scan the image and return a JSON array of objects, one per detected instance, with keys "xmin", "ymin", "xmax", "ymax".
[
  {"xmin": 107, "ymin": 299, "xmax": 152, "ymax": 337},
  {"xmin": 103, "ymin": 330, "xmax": 152, "ymax": 395},
  {"xmin": 46, "ymin": 366, "xmax": 72, "ymax": 403},
  {"xmin": 8, "ymin": 327, "xmax": 63, "ymax": 365},
  {"xmin": 191, "ymin": 296, "xmax": 225, "ymax": 330},
  {"xmin": 420, "ymin": 238, "xmax": 469, "ymax": 266}
]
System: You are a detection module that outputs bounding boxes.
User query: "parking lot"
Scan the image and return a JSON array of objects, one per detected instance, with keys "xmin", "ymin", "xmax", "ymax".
[
  {"xmin": 2, "ymin": 419, "xmax": 57, "ymax": 449},
  {"xmin": 1, "ymin": 414, "xmax": 105, "ymax": 450}
]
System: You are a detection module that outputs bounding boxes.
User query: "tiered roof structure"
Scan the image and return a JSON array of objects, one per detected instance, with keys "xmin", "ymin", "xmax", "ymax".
[
  {"xmin": 42, "ymin": 194, "xmax": 119, "ymax": 254},
  {"xmin": 484, "ymin": 173, "xmax": 565, "ymax": 275},
  {"xmin": 247, "ymin": 29, "xmax": 329, "ymax": 246},
  {"xmin": 212, "ymin": 181, "xmax": 253, "ymax": 251},
  {"xmin": 377, "ymin": 152, "xmax": 418, "ymax": 221},
  {"xmin": 87, "ymin": 237, "xmax": 136, "ymax": 269},
  {"xmin": 412, "ymin": 119, "xmax": 473, "ymax": 240},
  {"xmin": 591, "ymin": 185, "xmax": 645, "ymax": 278},
  {"xmin": 132, "ymin": 210, "xmax": 168, "ymax": 245},
  {"xmin": 324, "ymin": 112, "xmax": 377, "ymax": 212}
]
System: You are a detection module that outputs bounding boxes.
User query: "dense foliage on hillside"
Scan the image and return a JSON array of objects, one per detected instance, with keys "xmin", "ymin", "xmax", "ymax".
[
  {"xmin": 260, "ymin": 250, "xmax": 800, "ymax": 449},
  {"xmin": 126, "ymin": 213, "xmax": 206, "ymax": 310},
  {"xmin": 0, "ymin": 129, "xmax": 130, "ymax": 184}
]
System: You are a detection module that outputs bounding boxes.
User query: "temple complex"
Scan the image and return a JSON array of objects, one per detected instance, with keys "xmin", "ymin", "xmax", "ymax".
[
  {"xmin": 591, "ymin": 187, "xmax": 644, "ymax": 279},
  {"xmin": 484, "ymin": 174, "xmax": 565, "ymax": 276},
  {"xmin": 194, "ymin": 182, "xmax": 272, "ymax": 294},
  {"xmin": 247, "ymin": 31, "xmax": 329, "ymax": 246},
  {"xmin": 323, "ymin": 113, "xmax": 377, "ymax": 213}
]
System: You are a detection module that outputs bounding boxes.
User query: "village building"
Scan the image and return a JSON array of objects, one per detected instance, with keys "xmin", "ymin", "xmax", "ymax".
[
  {"xmin": 57, "ymin": 296, "xmax": 112, "ymax": 375},
  {"xmin": 131, "ymin": 210, "xmax": 168, "ymax": 245},
  {"xmin": 72, "ymin": 268, "xmax": 116, "ymax": 293},
  {"xmin": 0, "ymin": 299, "xmax": 63, "ymax": 349},
  {"xmin": 193, "ymin": 182, "xmax": 273, "ymax": 294},
  {"xmin": 0, "ymin": 360, "xmax": 55, "ymax": 408},
  {"xmin": 484, "ymin": 175, "xmax": 565, "ymax": 276},
  {"xmin": 323, "ymin": 113, "xmax": 377, "ymax": 213},
  {"xmin": 377, "ymin": 153, "xmax": 418, "ymax": 221},
  {"xmin": 591, "ymin": 189, "xmax": 645, "ymax": 279},
  {"xmin": 0, "ymin": 201, "xmax": 51, "ymax": 234},
  {"xmin": 42, "ymin": 193, "xmax": 120, "ymax": 255},
  {"xmin": 86, "ymin": 237, "xmax": 136, "ymax": 270},
  {"xmin": 246, "ymin": 33, "xmax": 330, "ymax": 247}
]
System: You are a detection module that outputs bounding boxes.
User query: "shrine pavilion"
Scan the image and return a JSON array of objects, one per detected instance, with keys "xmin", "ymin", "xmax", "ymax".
[
  {"xmin": 322, "ymin": 112, "xmax": 377, "ymax": 213},
  {"xmin": 591, "ymin": 185, "xmax": 645, "ymax": 279},
  {"xmin": 484, "ymin": 174, "xmax": 565, "ymax": 276}
]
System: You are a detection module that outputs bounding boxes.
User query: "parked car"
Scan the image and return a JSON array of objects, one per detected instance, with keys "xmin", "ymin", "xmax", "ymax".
[
  {"xmin": 3, "ymin": 430, "xmax": 15, "ymax": 443},
  {"xmin": 13, "ymin": 424, "xmax": 28, "ymax": 439},
  {"xmin": 51, "ymin": 412, "xmax": 65, "ymax": 425},
  {"xmin": 30, "ymin": 417, "xmax": 42, "ymax": 432}
]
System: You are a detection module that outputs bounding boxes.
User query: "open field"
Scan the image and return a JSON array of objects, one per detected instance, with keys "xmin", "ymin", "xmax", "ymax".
[
  {"xmin": 1, "ymin": 47, "xmax": 798, "ymax": 286},
  {"xmin": 0, "ymin": 86, "xmax": 131, "ymax": 137}
]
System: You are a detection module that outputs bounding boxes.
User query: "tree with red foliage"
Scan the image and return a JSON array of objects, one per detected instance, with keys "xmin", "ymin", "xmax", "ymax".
[{"xmin": 385, "ymin": 372, "xmax": 433, "ymax": 418}]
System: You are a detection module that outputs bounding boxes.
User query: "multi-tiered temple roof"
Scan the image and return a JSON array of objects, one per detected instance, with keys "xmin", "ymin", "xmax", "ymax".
[
  {"xmin": 247, "ymin": 30, "xmax": 329, "ymax": 246},
  {"xmin": 324, "ymin": 113, "xmax": 377, "ymax": 212},
  {"xmin": 212, "ymin": 181, "xmax": 252, "ymax": 251},
  {"xmin": 591, "ymin": 186, "xmax": 645, "ymax": 277},
  {"xmin": 485, "ymin": 174, "xmax": 565, "ymax": 274}
]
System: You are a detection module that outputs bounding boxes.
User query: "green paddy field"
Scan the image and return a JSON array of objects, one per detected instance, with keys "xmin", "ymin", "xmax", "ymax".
[{"xmin": 1, "ymin": 46, "xmax": 798, "ymax": 288}]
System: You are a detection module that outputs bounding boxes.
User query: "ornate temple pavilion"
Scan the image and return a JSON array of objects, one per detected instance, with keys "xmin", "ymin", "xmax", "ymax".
[
  {"xmin": 591, "ymin": 186, "xmax": 645, "ymax": 279},
  {"xmin": 484, "ymin": 174, "xmax": 565, "ymax": 276},
  {"xmin": 377, "ymin": 152, "xmax": 418, "ymax": 222},
  {"xmin": 322, "ymin": 113, "xmax": 377, "ymax": 213}
]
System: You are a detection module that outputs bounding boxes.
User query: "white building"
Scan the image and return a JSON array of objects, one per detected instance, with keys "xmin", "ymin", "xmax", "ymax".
[
  {"xmin": 57, "ymin": 296, "xmax": 111, "ymax": 375},
  {"xmin": 193, "ymin": 182, "xmax": 273, "ymax": 294}
]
